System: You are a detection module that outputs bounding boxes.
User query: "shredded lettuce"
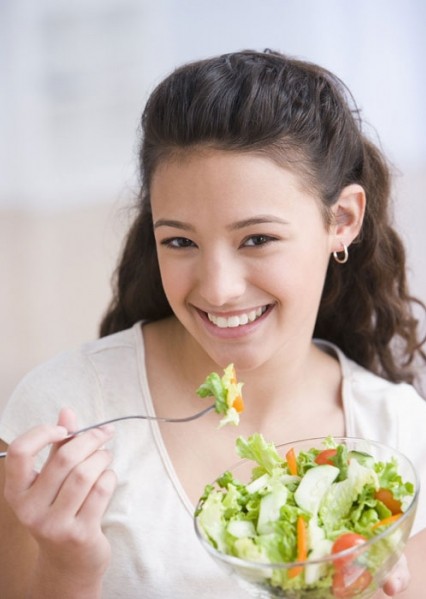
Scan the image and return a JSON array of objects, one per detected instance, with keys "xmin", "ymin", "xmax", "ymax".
[
  {"xmin": 375, "ymin": 458, "xmax": 415, "ymax": 501},
  {"xmin": 236, "ymin": 433, "xmax": 284, "ymax": 476},
  {"xmin": 196, "ymin": 364, "xmax": 244, "ymax": 427}
]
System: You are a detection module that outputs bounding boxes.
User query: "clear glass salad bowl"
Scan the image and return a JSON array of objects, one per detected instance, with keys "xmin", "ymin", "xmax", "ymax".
[{"xmin": 194, "ymin": 436, "xmax": 419, "ymax": 599}]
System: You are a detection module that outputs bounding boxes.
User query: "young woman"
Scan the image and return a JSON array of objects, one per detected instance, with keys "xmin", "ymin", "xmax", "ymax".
[{"xmin": 1, "ymin": 50, "xmax": 425, "ymax": 598}]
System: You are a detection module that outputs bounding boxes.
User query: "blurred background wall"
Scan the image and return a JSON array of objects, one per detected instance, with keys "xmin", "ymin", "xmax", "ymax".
[{"xmin": 1, "ymin": 0, "xmax": 425, "ymax": 411}]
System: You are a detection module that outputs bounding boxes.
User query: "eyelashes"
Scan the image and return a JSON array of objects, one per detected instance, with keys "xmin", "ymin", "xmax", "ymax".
[
  {"xmin": 160, "ymin": 237, "xmax": 196, "ymax": 249},
  {"xmin": 159, "ymin": 234, "xmax": 280, "ymax": 250},
  {"xmin": 241, "ymin": 234, "xmax": 278, "ymax": 247}
]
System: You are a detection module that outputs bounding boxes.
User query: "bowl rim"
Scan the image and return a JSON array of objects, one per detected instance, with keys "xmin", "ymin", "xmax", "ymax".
[{"xmin": 194, "ymin": 435, "xmax": 420, "ymax": 571}]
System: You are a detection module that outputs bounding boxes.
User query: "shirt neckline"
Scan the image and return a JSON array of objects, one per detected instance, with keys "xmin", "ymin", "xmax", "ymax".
[
  {"xmin": 133, "ymin": 323, "xmax": 355, "ymax": 514},
  {"xmin": 134, "ymin": 322, "xmax": 195, "ymax": 515}
]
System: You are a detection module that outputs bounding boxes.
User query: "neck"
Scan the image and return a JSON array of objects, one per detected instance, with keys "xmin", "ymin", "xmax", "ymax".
[{"xmin": 162, "ymin": 318, "xmax": 342, "ymax": 425}]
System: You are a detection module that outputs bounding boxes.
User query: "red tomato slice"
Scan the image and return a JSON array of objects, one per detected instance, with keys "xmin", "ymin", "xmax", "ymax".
[
  {"xmin": 315, "ymin": 448, "xmax": 338, "ymax": 465},
  {"xmin": 332, "ymin": 533, "xmax": 367, "ymax": 568},
  {"xmin": 332, "ymin": 565, "xmax": 372, "ymax": 598},
  {"xmin": 374, "ymin": 488, "xmax": 402, "ymax": 515}
]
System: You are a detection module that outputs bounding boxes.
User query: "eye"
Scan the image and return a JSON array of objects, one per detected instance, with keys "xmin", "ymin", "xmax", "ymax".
[
  {"xmin": 242, "ymin": 234, "xmax": 277, "ymax": 248},
  {"xmin": 160, "ymin": 237, "xmax": 197, "ymax": 249}
]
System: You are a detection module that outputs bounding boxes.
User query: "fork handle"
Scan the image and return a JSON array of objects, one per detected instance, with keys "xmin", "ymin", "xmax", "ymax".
[{"xmin": 0, "ymin": 404, "xmax": 216, "ymax": 458}]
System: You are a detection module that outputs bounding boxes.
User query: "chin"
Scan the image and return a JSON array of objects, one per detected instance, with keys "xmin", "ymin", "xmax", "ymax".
[{"xmin": 207, "ymin": 346, "xmax": 269, "ymax": 373}]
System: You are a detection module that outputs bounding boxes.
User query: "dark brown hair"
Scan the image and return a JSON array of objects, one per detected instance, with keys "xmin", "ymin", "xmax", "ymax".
[{"xmin": 100, "ymin": 50, "xmax": 425, "ymax": 389}]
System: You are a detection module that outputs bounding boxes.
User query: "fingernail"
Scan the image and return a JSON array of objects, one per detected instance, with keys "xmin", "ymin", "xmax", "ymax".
[
  {"xmin": 394, "ymin": 581, "xmax": 403, "ymax": 594},
  {"xmin": 390, "ymin": 578, "xmax": 402, "ymax": 595}
]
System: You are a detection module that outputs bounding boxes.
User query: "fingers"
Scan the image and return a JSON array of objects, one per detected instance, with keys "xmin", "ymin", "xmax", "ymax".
[
  {"xmin": 43, "ymin": 407, "xmax": 78, "ymax": 467},
  {"xmin": 52, "ymin": 445, "xmax": 114, "ymax": 516},
  {"xmin": 5, "ymin": 406, "xmax": 77, "ymax": 493},
  {"xmin": 56, "ymin": 406, "xmax": 78, "ymax": 432},
  {"xmin": 29, "ymin": 425, "xmax": 115, "ymax": 509},
  {"xmin": 382, "ymin": 554, "xmax": 410, "ymax": 596},
  {"xmin": 4, "ymin": 424, "xmax": 68, "ymax": 494},
  {"xmin": 33, "ymin": 452, "xmax": 117, "ymax": 548},
  {"xmin": 4, "ymin": 411, "xmax": 116, "ymax": 537},
  {"xmin": 78, "ymin": 468, "xmax": 117, "ymax": 523},
  {"xmin": 3, "ymin": 410, "xmax": 117, "ymax": 583}
]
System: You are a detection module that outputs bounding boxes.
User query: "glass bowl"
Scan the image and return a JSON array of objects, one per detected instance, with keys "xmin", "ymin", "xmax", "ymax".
[{"xmin": 194, "ymin": 437, "xmax": 419, "ymax": 598}]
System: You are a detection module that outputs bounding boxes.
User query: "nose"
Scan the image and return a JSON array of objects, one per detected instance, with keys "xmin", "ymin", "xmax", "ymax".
[{"xmin": 197, "ymin": 249, "xmax": 247, "ymax": 307}]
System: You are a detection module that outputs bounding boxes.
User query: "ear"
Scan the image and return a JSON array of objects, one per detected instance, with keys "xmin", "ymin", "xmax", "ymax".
[{"xmin": 329, "ymin": 184, "xmax": 366, "ymax": 253}]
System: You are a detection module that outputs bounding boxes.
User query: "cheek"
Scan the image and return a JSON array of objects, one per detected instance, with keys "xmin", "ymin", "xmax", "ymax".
[
  {"xmin": 157, "ymin": 257, "xmax": 192, "ymax": 305},
  {"xmin": 261, "ymin": 248, "xmax": 329, "ymax": 301}
]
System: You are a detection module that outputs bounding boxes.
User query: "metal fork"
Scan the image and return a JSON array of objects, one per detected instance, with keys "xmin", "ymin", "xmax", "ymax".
[{"xmin": 0, "ymin": 403, "xmax": 216, "ymax": 459}]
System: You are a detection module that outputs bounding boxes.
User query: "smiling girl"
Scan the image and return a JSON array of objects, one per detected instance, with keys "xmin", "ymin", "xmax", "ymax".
[{"xmin": 1, "ymin": 50, "xmax": 425, "ymax": 598}]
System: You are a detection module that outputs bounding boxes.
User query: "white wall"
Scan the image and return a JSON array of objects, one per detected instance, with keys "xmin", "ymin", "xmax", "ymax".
[{"xmin": 1, "ymin": 0, "xmax": 425, "ymax": 408}]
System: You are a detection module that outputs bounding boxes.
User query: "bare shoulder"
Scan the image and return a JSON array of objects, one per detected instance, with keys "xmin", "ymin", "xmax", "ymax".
[{"xmin": 0, "ymin": 439, "xmax": 38, "ymax": 598}]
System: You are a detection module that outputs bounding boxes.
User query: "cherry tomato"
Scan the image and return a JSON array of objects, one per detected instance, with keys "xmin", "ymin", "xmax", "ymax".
[
  {"xmin": 315, "ymin": 448, "xmax": 337, "ymax": 465},
  {"xmin": 332, "ymin": 533, "xmax": 367, "ymax": 568},
  {"xmin": 332, "ymin": 565, "xmax": 372, "ymax": 598},
  {"xmin": 374, "ymin": 488, "xmax": 402, "ymax": 515}
]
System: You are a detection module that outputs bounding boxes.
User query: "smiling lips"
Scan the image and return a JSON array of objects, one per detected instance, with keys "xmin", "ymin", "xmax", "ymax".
[{"xmin": 207, "ymin": 306, "xmax": 268, "ymax": 329}]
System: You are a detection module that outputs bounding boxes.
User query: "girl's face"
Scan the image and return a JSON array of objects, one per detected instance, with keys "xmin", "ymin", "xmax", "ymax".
[{"xmin": 151, "ymin": 150, "xmax": 334, "ymax": 371}]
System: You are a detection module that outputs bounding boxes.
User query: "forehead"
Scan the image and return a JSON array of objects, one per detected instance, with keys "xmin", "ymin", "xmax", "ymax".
[
  {"xmin": 150, "ymin": 149, "xmax": 327, "ymax": 230},
  {"xmin": 151, "ymin": 149, "xmax": 311, "ymax": 203}
]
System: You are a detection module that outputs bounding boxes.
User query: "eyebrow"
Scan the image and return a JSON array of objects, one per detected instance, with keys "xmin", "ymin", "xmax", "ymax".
[
  {"xmin": 228, "ymin": 216, "xmax": 290, "ymax": 230},
  {"xmin": 154, "ymin": 219, "xmax": 195, "ymax": 231},
  {"xmin": 153, "ymin": 215, "xmax": 289, "ymax": 231}
]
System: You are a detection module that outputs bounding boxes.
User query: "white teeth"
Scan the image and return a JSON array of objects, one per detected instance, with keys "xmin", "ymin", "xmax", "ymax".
[
  {"xmin": 227, "ymin": 316, "xmax": 241, "ymax": 328},
  {"xmin": 207, "ymin": 307, "xmax": 266, "ymax": 328},
  {"xmin": 239, "ymin": 313, "xmax": 249, "ymax": 325},
  {"xmin": 248, "ymin": 310, "xmax": 257, "ymax": 322}
]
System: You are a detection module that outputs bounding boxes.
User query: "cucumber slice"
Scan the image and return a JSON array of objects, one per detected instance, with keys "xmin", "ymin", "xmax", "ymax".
[
  {"xmin": 246, "ymin": 473, "xmax": 270, "ymax": 494},
  {"xmin": 227, "ymin": 519, "xmax": 256, "ymax": 538},
  {"xmin": 304, "ymin": 538, "xmax": 333, "ymax": 585},
  {"xmin": 257, "ymin": 485, "xmax": 288, "ymax": 534},
  {"xmin": 294, "ymin": 465, "xmax": 339, "ymax": 515},
  {"xmin": 348, "ymin": 450, "xmax": 374, "ymax": 468}
]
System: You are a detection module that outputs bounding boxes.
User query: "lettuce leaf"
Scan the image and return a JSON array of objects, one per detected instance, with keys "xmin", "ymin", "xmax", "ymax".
[{"xmin": 236, "ymin": 433, "xmax": 284, "ymax": 476}]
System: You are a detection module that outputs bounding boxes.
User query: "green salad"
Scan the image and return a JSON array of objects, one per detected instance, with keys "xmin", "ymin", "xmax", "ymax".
[
  {"xmin": 196, "ymin": 364, "xmax": 244, "ymax": 427},
  {"xmin": 195, "ymin": 434, "xmax": 415, "ymax": 597}
]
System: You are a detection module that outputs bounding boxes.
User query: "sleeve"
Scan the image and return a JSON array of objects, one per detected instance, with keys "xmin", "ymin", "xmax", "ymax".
[
  {"xmin": 0, "ymin": 349, "xmax": 105, "ymax": 465},
  {"xmin": 395, "ymin": 386, "xmax": 426, "ymax": 537},
  {"xmin": 340, "ymin": 359, "xmax": 426, "ymax": 538}
]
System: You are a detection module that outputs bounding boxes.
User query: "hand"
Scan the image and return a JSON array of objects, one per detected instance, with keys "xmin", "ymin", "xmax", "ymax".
[
  {"xmin": 381, "ymin": 554, "xmax": 410, "ymax": 596},
  {"xmin": 3, "ymin": 408, "xmax": 117, "ymax": 590}
]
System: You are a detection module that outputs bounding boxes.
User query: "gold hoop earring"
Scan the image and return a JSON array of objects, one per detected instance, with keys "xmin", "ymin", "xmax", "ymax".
[{"xmin": 333, "ymin": 243, "xmax": 349, "ymax": 264}]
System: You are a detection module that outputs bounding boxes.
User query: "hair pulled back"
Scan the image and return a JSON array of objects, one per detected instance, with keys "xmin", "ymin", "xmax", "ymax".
[{"xmin": 100, "ymin": 50, "xmax": 425, "ymax": 388}]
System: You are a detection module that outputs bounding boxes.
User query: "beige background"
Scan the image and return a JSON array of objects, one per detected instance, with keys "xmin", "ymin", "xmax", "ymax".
[
  {"xmin": 0, "ymin": 202, "xmax": 129, "ymax": 404},
  {"xmin": 1, "ymin": 1, "xmax": 425, "ymax": 413}
]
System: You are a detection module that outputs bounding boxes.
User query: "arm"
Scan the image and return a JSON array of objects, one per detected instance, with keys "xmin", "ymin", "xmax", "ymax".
[{"xmin": 0, "ymin": 409, "xmax": 116, "ymax": 599}]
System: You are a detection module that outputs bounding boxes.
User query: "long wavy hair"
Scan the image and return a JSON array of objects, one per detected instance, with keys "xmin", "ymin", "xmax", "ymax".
[{"xmin": 100, "ymin": 50, "xmax": 425, "ymax": 389}]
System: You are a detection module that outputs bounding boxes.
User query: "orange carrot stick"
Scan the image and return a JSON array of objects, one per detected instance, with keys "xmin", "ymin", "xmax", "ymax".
[
  {"xmin": 288, "ymin": 516, "xmax": 308, "ymax": 578},
  {"xmin": 372, "ymin": 513, "xmax": 402, "ymax": 530},
  {"xmin": 286, "ymin": 447, "xmax": 298, "ymax": 476}
]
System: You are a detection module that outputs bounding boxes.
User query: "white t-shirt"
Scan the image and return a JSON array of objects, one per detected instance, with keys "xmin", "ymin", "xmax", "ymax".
[{"xmin": 1, "ymin": 322, "xmax": 425, "ymax": 598}]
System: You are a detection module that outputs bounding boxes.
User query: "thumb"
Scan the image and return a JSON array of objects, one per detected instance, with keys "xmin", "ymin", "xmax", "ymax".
[
  {"xmin": 44, "ymin": 408, "xmax": 78, "ymax": 463},
  {"xmin": 382, "ymin": 554, "xmax": 410, "ymax": 595},
  {"xmin": 56, "ymin": 407, "xmax": 78, "ymax": 433},
  {"xmin": 39, "ymin": 408, "xmax": 78, "ymax": 466}
]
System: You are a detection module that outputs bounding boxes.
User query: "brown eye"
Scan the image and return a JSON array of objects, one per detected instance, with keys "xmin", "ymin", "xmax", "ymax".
[
  {"xmin": 242, "ymin": 235, "xmax": 276, "ymax": 247},
  {"xmin": 161, "ymin": 237, "xmax": 196, "ymax": 249}
]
